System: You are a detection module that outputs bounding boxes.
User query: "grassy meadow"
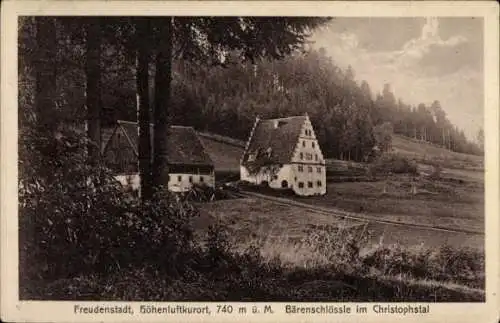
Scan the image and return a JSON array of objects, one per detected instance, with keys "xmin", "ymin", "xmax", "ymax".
[
  {"xmin": 284, "ymin": 173, "xmax": 484, "ymax": 234},
  {"xmin": 195, "ymin": 197, "xmax": 484, "ymax": 296},
  {"xmin": 194, "ymin": 132, "xmax": 486, "ymax": 300},
  {"xmin": 22, "ymin": 132, "xmax": 485, "ymax": 302},
  {"xmin": 201, "ymin": 130, "xmax": 484, "ymax": 240},
  {"xmin": 391, "ymin": 135, "xmax": 484, "ymax": 171}
]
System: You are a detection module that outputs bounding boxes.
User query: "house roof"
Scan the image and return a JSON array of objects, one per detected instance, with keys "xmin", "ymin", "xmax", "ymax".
[
  {"xmin": 102, "ymin": 120, "xmax": 214, "ymax": 167},
  {"xmin": 241, "ymin": 116, "xmax": 307, "ymax": 164}
]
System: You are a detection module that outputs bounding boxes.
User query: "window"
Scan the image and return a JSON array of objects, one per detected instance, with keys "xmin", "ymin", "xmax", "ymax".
[
  {"xmin": 273, "ymin": 175, "xmax": 278, "ymax": 180},
  {"xmin": 300, "ymin": 152, "xmax": 303, "ymax": 160},
  {"xmin": 177, "ymin": 175, "xmax": 182, "ymax": 182},
  {"xmin": 302, "ymin": 140, "xmax": 306, "ymax": 147},
  {"xmin": 308, "ymin": 181, "xmax": 313, "ymax": 188},
  {"xmin": 317, "ymin": 167, "xmax": 322, "ymax": 173},
  {"xmin": 315, "ymin": 154, "xmax": 318, "ymax": 161},
  {"xmin": 306, "ymin": 153, "xmax": 312, "ymax": 160},
  {"xmin": 312, "ymin": 142, "xmax": 315, "ymax": 148},
  {"xmin": 248, "ymin": 153, "xmax": 256, "ymax": 162},
  {"xmin": 298, "ymin": 182, "xmax": 304, "ymax": 188},
  {"xmin": 308, "ymin": 166, "xmax": 313, "ymax": 173},
  {"xmin": 200, "ymin": 176, "xmax": 204, "ymax": 182},
  {"xmin": 298, "ymin": 165, "xmax": 304, "ymax": 172},
  {"xmin": 317, "ymin": 180, "xmax": 322, "ymax": 187},
  {"xmin": 294, "ymin": 177, "xmax": 297, "ymax": 182},
  {"xmin": 189, "ymin": 176, "xmax": 193, "ymax": 183}
]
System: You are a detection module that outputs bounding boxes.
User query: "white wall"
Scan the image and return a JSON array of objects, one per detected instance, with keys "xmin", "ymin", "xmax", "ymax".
[
  {"xmin": 115, "ymin": 172, "xmax": 215, "ymax": 193},
  {"xmin": 290, "ymin": 119, "xmax": 325, "ymax": 165},
  {"xmin": 270, "ymin": 165, "xmax": 293, "ymax": 189},
  {"xmin": 240, "ymin": 164, "xmax": 292, "ymax": 189},
  {"xmin": 240, "ymin": 165, "xmax": 253, "ymax": 183},
  {"xmin": 240, "ymin": 165, "xmax": 269, "ymax": 184},
  {"xmin": 241, "ymin": 163, "xmax": 326, "ymax": 196},
  {"xmin": 289, "ymin": 164, "xmax": 326, "ymax": 196},
  {"xmin": 168, "ymin": 173, "xmax": 215, "ymax": 192},
  {"xmin": 116, "ymin": 174, "xmax": 141, "ymax": 191}
]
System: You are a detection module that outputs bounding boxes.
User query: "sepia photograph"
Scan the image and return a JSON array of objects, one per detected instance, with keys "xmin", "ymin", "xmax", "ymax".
[{"xmin": 2, "ymin": 1, "xmax": 499, "ymax": 322}]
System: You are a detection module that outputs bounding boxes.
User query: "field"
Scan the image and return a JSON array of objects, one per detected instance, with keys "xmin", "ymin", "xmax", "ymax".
[
  {"xmin": 23, "ymin": 132, "xmax": 486, "ymax": 302},
  {"xmin": 274, "ymin": 172, "xmax": 484, "ymax": 236},
  {"xmin": 391, "ymin": 135, "xmax": 484, "ymax": 171},
  {"xmin": 198, "ymin": 131, "xmax": 485, "ymax": 252},
  {"xmin": 197, "ymin": 195, "xmax": 483, "ymax": 258},
  {"xmin": 195, "ymin": 196, "xmax": 485, "ymax": 295}
]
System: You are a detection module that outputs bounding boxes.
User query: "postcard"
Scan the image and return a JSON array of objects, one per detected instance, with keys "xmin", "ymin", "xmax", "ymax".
[{"xmin": 1, "ymin": 1, "xmax": 498, "ymax": 322}]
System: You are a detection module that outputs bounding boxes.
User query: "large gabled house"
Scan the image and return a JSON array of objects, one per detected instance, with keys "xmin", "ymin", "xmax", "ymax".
[
  {"xmin": 240, "ymin": 114, "xmax": 326, "ymax": 196},
  {"xmin": 102, "ymin": 120, "xmax": 215, "ymax": 193}
]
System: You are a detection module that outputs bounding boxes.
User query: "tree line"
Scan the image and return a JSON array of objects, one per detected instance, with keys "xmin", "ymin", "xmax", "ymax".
[{"xmin": 166, "ymin": 48, "xmax": 483, "ymax": 159}]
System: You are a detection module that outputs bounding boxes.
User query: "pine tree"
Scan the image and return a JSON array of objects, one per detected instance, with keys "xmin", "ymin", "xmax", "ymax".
[
  {"xmin": 147, "ymin": 17, "xmax": 331, "ymax": 192},
  {"xmin": 85, "ymin": 18, "xmax": 103, "ymax": 165},
  {"xmin": 35, "ymin": 17, "xmax": 57, "ymax": 133},
  {"xmin": 135, "ymin": 18, "xmax": 153, "ymax": 199}
]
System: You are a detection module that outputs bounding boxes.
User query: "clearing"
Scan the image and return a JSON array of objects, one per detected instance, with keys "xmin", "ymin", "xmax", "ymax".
[
  {"xmin": 197, "ymin": 131, "xmax": 484, "ymax": 252},
  {"xmin": 391, "ymin": 135, "xmax": 483, "ymax": 171},
  {"xmin": 196, "ymin": 196, "xmax": 483, "ymax": 270},
  {"xmin": 273, "ymin": 172, "xmax": 484, "ymax": 234}
]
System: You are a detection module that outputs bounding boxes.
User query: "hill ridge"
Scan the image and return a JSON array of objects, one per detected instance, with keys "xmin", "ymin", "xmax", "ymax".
[{"xmin": 197, "ymin": 131, "xmax": 484, "ymax": 172}]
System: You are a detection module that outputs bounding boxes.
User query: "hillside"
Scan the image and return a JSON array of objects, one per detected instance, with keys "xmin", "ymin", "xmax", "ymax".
[
  {"xmin": 198, "ymin": 131, "xmax": 484, "ymax": 173},
  {"xmin": 392, "ymin": 135, "xmax": 484, "ymax": 171},
  {"xmin": 198, "ymin": 132, "xmax": 245, "ymax": 172}
]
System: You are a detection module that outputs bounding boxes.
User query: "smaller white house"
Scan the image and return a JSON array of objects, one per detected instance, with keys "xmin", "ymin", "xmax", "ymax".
[
  {"xmin": 102, "ymin": 120, "xmax": 215, "ymax": 193},
  {"xmin": 240, "ymin": 114, "xmax": 326, "ymax": 196}
]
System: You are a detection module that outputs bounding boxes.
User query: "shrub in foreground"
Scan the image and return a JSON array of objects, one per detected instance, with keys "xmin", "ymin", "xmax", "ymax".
[
  {"xmin": 184, "ymin": 183, "xmax": 235, "ymax": 202},
  {"xmin": 26, "ymin": 228, "xmax": 486, "ymax": 302},
  {"xmin": 362, "ymin": 244, "xmax": 484, "ymax": 289},
  {"xmin": 297, "ymin": 225, "xmax": 484, "ymax": 289},
  {"xmin": 19, "ymin": 126, "xmax": 200, "ymax": 293}
]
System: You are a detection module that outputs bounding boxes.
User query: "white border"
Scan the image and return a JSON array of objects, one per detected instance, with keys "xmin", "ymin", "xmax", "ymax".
[{"xmin": 1, "ymin": 1, "xmax": 499, "ymax": 323}]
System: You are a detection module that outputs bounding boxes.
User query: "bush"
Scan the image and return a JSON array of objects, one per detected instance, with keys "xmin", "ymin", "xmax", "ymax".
[
  {"xmin": 362, "ymin": 244, "xmax": 484, "ymax": 289},
  {"xmin": 429, "ymin": 163, "xmax": 443, "ymax": 179},
  {"xmin": 300, "ymin": 224, "xmax": 370, "ymax": 275},
  {"xmin": 184, "ymin": 183, "xmax": 235, "ymax": 202},
  {"xmin": 19, "ymin": 126, "xmax": 128, "ymax": 282},
  {"xmin": 239, "ymin": 182, "xmax": 296, "ymax": 197},
  {"xmin": 369, "ymin": 153, "xmax": 418, "ymax": 177},
  {"xmin": 19, "ymin": 126, "xmax": 200, "ymax": 295}
]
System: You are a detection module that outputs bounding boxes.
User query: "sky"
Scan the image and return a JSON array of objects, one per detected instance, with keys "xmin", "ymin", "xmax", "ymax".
[{"xmin": 310, "ymin": 17, "xmax": 483, "ymax": 140}]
